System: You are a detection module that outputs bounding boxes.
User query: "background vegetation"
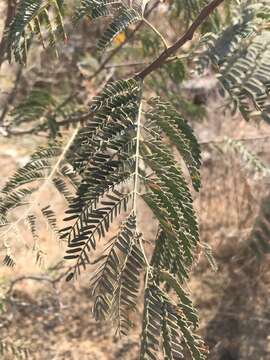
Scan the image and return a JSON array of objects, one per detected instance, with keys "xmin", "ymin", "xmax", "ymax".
[{"xmin": 0, "ymin": 0, "xmax": 270, "ymax": 359}]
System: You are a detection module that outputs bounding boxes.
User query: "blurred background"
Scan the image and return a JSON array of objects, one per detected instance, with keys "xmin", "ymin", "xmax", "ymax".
[{"xmin": 0, "ymin": 1, "xmax": 270, "ymax": 359}]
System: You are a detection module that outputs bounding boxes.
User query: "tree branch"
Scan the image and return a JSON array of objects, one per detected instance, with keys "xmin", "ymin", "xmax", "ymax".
[{"xmin": 136, "ymin": 0, "xmax": 224, "ymax": 80}]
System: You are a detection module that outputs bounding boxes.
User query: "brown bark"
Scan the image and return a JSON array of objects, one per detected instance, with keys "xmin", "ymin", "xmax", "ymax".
[{"xmin": 136, "ymin": 0, "xmax": 224, "ymax": 80}]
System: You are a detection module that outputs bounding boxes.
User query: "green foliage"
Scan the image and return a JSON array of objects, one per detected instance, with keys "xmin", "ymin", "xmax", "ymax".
[
  {"xmin": 8, "ymin": 81, "xmax": 82, "ymax": 136},
  {"xmin": 196, "ymin": 2, "xmax": 270, "ymax": 123},
  {"xmin": 10, "ymin": 82, "xmax": 56, "ymax": 126},
  {"xmin": 0, "ymin": 188, "xmax": 37, "ymax": 226},
  {"xmin": 58, "ymin": 77, "xmax": 205, "ymax": 358},
  {"xmin": 97, "ymin": 7, "xmax": 141, "ymax": 52},
  {"xmin": 222, "ymin": 137, "xmax": 270, "ymax": 179},
  {"xmin": 164, "ymin": 59, "xmax": 186, "ymax": 84},
  {"xmin": 74, "ymin": 0, "xmax": 122, "ymax": 21},
  {"xmin": 1, "ymin": 143, "xmax": 66, "ymax": 195},
  {"xmin": 5, "ymin": 0, "xmax": 270, "ymax": 359},
  {"xmin": 146, "ymin": 97, "xmax": 201, "ymax": 190},
  {"xmin": 92, "ymin": 215, "xmax": 145, "ymax": 335},
  {"xmin": 6, "ymin": 0, "xmax": 66, "ymax": 63},
  {"xmin": 62, "ymin": 78, "xmax": 142, "ymax": 278},
  {"xmin": 0, "ymin": 0, "xmax": 207, "ymax": 350},
  {"xmin": 41, "ymin": 205, "xmax": 59, "ymax": 233},
  {"xmin": 0, "ymin": 141, "xmax": 78, "ymax": 265},
  {"xmin": 75, "ymin": 0, "xmax": 143, "ymax": 52},
  {"xmin": 140, "ymin": 277, "xmax": 207, "ymax": 360},
  {"xmin": 3, "ymin": 254, "xmax": 16, "ymax": 268},
  {"xmin": 0, "ymin": 339, "xmax": 29, "ymax": 360}
]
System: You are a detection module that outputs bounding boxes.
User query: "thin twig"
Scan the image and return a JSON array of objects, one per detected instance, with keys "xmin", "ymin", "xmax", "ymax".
[
  {"xmin": 133, "ymin": 100, "xmax": 143, "ymax": 214},
  {"xmin": 136, "ymin": 0, "xmax": 224, "ymax": 79},
  {"xmin": 142, "ymin": 17, "xmax": 168, "ymax": 49},
  {"xmin": 0, "ymin": 127, "xmax": 80, "ymax": 239},
  {"xmin": 5, "ymin": 265, "xmax": 72, "ymax": 298}
]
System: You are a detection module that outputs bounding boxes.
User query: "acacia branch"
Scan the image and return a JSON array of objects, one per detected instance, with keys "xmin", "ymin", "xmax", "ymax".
[{"xmin": 136, "ymin": 0, "xmax": 224, "ymax": 80}]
